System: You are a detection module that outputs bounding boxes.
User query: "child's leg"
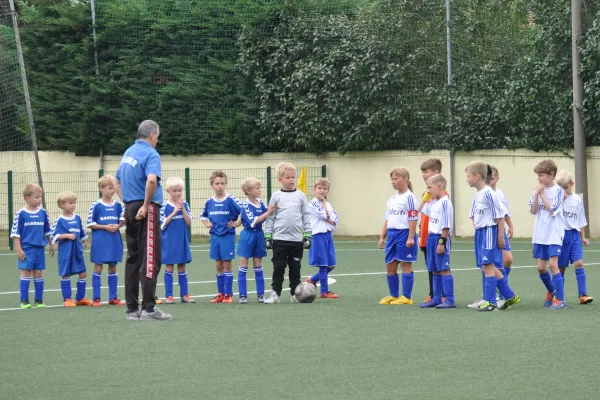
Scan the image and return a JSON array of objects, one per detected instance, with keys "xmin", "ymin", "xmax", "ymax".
[
  {"xmin": 164, "ymin": 264, "xmax": 174, "ymax": 298},
  {"xmin": 501, "ymin": 250, "xmax": 513, "ymax": 299},
  {"xmin": 386, "ymin": 261, "xmax": 400, "ymax": 298},
  {"xmin": 537, "ymin": 259, "xmax": 555, "ymax": 294},
  {"xmin": 494, "ymin": 267, "xmax": 515, "ymax": 301},
  {"xmin": 482, "ymin": 264, "xmax": 497, "ymax": 305},
  {"xmin": 271, "ymin": 242, "xmax": 287, "ymax": 296},
  {"xmin": 32, "ymin": 270, "xmax": 44, "ymax": 302},
  {"xmin": 400, "ymin": 262, "xmax": 414, "ymax": 299},
  {"xmin": 287, "ymin": 243, "xmax": 303, "ymax": 296},
  {"xmin": 421, "ymin": 247, "xmax": 432, "ymax": 299},
  {"xmin": 20, "ymin": 269, "xmax": 31, "ymax": 302},
  {"xmin": 92, "ymin": 264, "xmax": 103, "ymax": 300},
  {"xmin": 440, "ymin": 270, "xmax": 454, "ymax": 303},
  {"xmin": 432, "ymin": 272, "xmax": 443, "ymax": 303},
  {"xmin": 177, "ymin": 264, "xmax": 188, "ymax": 297},
  {"xmin": 548, "ymin": 256, "xmax": 564, "ymax": 301},
  {"xmin": 107, "ymin": 264, "xmax": 118, "ymax": 301},
  {"xmin": 318, "ymin": 266, "xmax": 329, "ymax": 294},
  {"xmin": 61, "ymin": 275, "xmax": 72, "ymax": 301},
  {"xmin": 215, "ymin": 261, "xmax": 225, "ymax": 294},
  {"xmin": 223, "ymin": 260, "xmax": 234, "ymax": 296},
  {"xmin": 238, "ymin": 257, "xmax": 249, "ymax": 298},
  {"xmin": 309, "ymin": 269, "xmax": 320, "ymax": 284},
  {"xmin": 76, "ymin": 272, "xmax": 87, "ymax": 301},
  {"xmin": 573, "ymin": 261, "xmax": 591, "ymax": 301},
  {"xmin": 252, "ymin": 257, "xmax": 265, "ymax": 297}
]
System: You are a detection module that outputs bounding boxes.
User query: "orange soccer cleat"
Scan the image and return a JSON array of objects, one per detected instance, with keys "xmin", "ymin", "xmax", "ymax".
[
  {"xmin": 92, "ymin": 298, "xmax": 102, "ymax": 307},
  {"xmin": 63, "ymin": 299, "xmax": 76, "ymax": 307},
  {"xmin": 108, "ymin": 298, "xmax": 125, "ymax": 305},
  {"xmin": 222, "ymin": 294, "xmax": 233, "ymax": 303},
  {"xmin": 76, "ymin": 298, "xmax": 94, "ymax": 306},
  {"xmin": 210, "ymin": 293, "xmax": 224, "ymax": 303},
  {"xmin": 320, "ymin": 291, "xmax": 339, "ymax": 299}
]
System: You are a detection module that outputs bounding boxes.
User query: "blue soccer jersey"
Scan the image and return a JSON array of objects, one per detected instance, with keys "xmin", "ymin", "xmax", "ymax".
[
  {"xmin": 241, "ymin": 199, "xmax": 268, "ymax": 230},
  {"xmin": 52, "ymin": 214, "xmax": 88, "ymax": 276},
  {"xmin": 115, "ymin": 140, "xmax": 163, "ymax": 205},
  {"xmin": 86, "ymin": 200, "xmax": 124, "ymax": 264},
  {"xmin": 10, "ymin": 208, "xmax": 52, "ymax": 248},
  {"xmin": 200, "ymin": 195, "xmax": 242, "ymax": 236},
  {"xmin": 161, "ymin": 201, "xmax": 193, "ymax": 264}
]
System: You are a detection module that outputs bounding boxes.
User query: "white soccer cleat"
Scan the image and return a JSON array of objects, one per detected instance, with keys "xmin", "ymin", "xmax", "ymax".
[
  {"xmin": 263, "ymin": 290, "xmax": 280, "ymax": 304},
  {"xmin": 290, "ymin": 295, "xmax": 299, "ymax": 303},
  {"xmin": 467, "ymin": 299, "xmax": 486, "ymax": 309}
]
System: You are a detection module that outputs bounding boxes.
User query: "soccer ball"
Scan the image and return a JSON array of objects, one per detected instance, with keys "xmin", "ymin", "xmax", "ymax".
[{"xmin": 294, "ymin": 282, "xmax": 317, "ymax": 303}]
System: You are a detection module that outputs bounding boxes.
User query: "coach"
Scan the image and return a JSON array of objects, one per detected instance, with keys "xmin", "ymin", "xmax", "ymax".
[{"xmin": 115, "ymin": 120, "xmax": 171, "ymax": 321}]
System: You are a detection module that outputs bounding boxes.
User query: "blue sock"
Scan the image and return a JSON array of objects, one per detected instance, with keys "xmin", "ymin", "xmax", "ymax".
[
  {"xmin": 216, "ymin": 273, "xmax": 224, "ymax": 294},
  {"xmin": 61, "ymin": 278, "xmax": 72, "ymax": 301},
  {"xmin": 319, "ymin": 267, "xmax": 329, "ymax": 294},
  {"xmin": 496, "ymin": 276, "xmax": 515, "ymax": 300},
  {"xmin": 481, "ymin": 271, "xmax": 486, "ymax": 298},
  {"xmin": 92, "ymin": 272, "xmax": 101, "ymax": 300},
  {"xmin": 33, "ymin": 278, "xmax": 44, "ymax": 301},
  {"xmin": 575, "ymin": 268, "xmax": 587, "ymax": 296},
  {"xmin": 224, "ymin": 272, "xmax": 234, "ymax": 296},
  {"xmin": 238, "ymin": 267, "xmax": 248, "ymax": 297},
  {"xmin": 76, "ymin": 279, "xmax": 86, "ymax": 301},
  {"xmin": 164, "ymin": 271, "xmax": 174, "ymax": 298},
  {"xmin": 552, "ymin": 273, "xmax": 565, "ymax": 301},
  {"xmin": 387, "ymin": 274, "xmax": 399, "ymax": 298},
  {"xmin": 539, "ymin": 271, "xmax": 555, "ymax": 294},
  {"xmin": 561, "ymin": 270, "xmax": 566, "ymax": 280},
  {"xmin": 108, "ymin": 272, "xmax": 118, "ymax": 300},
  {"xmin": 178, "ymin": 271, "xmax": 189, "ymax": 297},
  {"xmin": 484, "ymin": 276, "xmax": 497, "ymax": 304},
  {"xmin": 402, "ymin": 272, "xmax": 414, "ymax": 299},
  {"xmin": 498, "ymin": 269, "xmax": 507, "ymax": 300},
  {"xmin": 254, "ymin": 267, "xmax": 265, "ymax": 296},
  {"xmin": 441, "ymin": 274, "xmax": 454, "ymax": 303},
  {"xmin": 433, "ymin": 274, "xmax": 443, "ymax": 303},
  {"xmin": 19, "ymin": 277, "xmax": 30, "ymax": 302},
  {"xmin": 505, "ymin": 267, "xmax": 511, "ymax": 277},
  {"xmin": 310, "ymin": 271, "xmax": 320, "ymax": 283}
]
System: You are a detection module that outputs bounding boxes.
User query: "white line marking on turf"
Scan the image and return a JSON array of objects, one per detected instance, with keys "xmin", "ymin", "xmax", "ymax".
[{"xmin": 1, "ymin": 264, "xmax": 598, "ymax": 312}]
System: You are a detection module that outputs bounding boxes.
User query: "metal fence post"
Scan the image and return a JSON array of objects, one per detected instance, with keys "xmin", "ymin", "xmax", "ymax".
[
  {"xmin": 98, "ymin": 168, "xmax": 104, "ymax": 198},
  {"xmin": 321, "ymin": 165, "xmax": 326, "ymax": 177},
  {"xmin": 266, "ymin": 166, "xmax": 272, "ymax": 202},
  {"xmin": 8, "ymin": 171, "xmax": 14, "ymax": 251},
  {"xmin": 185, "ymin": 167, "xmax": 191, "ymax": 241}
]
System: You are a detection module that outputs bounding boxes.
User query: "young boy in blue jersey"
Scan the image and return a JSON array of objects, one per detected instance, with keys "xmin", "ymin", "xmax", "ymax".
[
  {"xmin": 87, "ymin": 176, "xmax": 125, "ymax": 306},
  {"xmin": 201, "ymin": 170, "xmax": 242, "ymax": 304},
  {"xmin": 237, "ymin": 177, "xmax": 275, "ymax": 304},
  {"xmin": 419, "ymin": 174, "xmax": 455, "ymax": 308},
  {"xmin": 306, "ymin": 178, "xmax": 339, "ymax": 299},
  {"xmin": 378, "ymin": 168, "xmax": 418, "ymax": 305},
  {"xmin": 161, "ymin": 177, "xmax": 195, "ymax": 304},
  {"xmin": 530, "ymin": 160, "xmax": 567, "ymax": 309},
  {"xmin": 10, "ymin": 184, "xmax": 54, "ymax": 308},
  {"xmin": 466, "ymin": 162, "xmax": 520, "ymax": 311},
  {"xmin": 264, "ymin": 162, "xmax": 312, "ymax": 304},
  {"xmin": 52, "ymin": 191, "xmax": 93, "ymax": 307},
  {"xmin": 555, "ymin": 171, "xmax": 592, "ymax": 304}
]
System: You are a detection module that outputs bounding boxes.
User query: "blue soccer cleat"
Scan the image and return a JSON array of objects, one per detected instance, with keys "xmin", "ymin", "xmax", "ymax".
[
  {"xmin": 419, "ymin": 299, "xmax": 441, "ymax": 308},
  {"xmin": 543, "ymin": 292, "xmax": 554, "ymax": 307},
  {"xmin": 435, "ymin": 301, "xmax": 456, "ymax": 309},
  {"xmin": 549, "ymin": 299, "xmax": 567, "ymax": 309}
]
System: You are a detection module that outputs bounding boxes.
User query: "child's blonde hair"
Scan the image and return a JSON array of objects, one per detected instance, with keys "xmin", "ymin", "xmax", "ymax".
[
  {"xmin": 241, "ymin": 177, "xmax": 261, "ymax": 195},
  {"xmin": 23, "ymin": 183, "xmax": 43, "ymax": 199},
  {"xmin": 465, "ymin": 162, "xmax": 488, "ymax": 180},
  {"xmin": 57, "ymin": 191, "xmax": 77, "ymax": 208},
  {"xmin": 427, "ymin": 174, "xmax": 447, "ymax": 190},
  {"xmin": 166, "ymin": 176, "xmax": 185, "ymax": 191},
  {"xmin": 533, "ymin": 159, "xmax": 558, "ymax": 178},
  {"xmin": 555, "ymin": 171, "xmax": 573, "ymax": 187},
  {"xmin": 97, "ymin": 175, "xmax": 115, "ymax": 190},
  {"xmin": 390, "ymin": 167, "xmax": 413, "ymax": 192},
  {"xmin": 314, "ymin": 178, "xmax": 330, "ymax": 189},
  {"xmin": 276, "ymin": 162, "xmax": 297, "ymax": 178},
  {"xmin": 420, "ymin": 158, "xmax": 442, "ymax": 173},
  {"xmin": 210, "ymin": 170, "xmax": 228, "ymax": 185},
  {"xmin": 490, "ymin": 165, "xmax": 499, "ymax": 177}
]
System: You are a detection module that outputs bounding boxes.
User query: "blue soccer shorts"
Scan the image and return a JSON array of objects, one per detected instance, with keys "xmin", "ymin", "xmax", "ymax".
[
  {"xmin": 308, "ymin": 231, "xmax": 336, "ymax": 267},
  {"xmin": 237, "ymin": 229, "xmax": 267, "ymax": 259},
  {"xmin": 210, "ymin": 234, "xmax": 236, "ymax": 261},
  {"xmin": 426, "ymin": 234, "xmax": 451, "ymax": 272},
  {"xmin": 533, "ymin": 243, "xmax": 562, "ymax": 261},
  {"xmin": 474, "ymin": 226, "xmax": 503, "ymax": 269},
  {"xmin": 558, "ymin": 229, "xmax": 583, "ymax": 267},
  {"xmin": 17, "ymin": 246, "xmax": 46, "ymax": 271},
  {"xmin": 385, "ymin": 229, "xmax": 418, "ymax": 264}
]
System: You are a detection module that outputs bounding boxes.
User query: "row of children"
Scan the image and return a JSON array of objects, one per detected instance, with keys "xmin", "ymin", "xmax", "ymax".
[
  {"xmin": 378, "ymin": 158, "xmax": 592, "ymax": 310},
  {"xmin": 11, "ymin": 162, "xmax": 339, "ymax": 307}
]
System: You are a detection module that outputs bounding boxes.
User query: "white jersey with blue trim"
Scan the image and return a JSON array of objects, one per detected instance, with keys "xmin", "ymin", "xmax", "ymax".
[
  {"xmin": 384, "ymin": 190, "xmax": 419, "ymax": 230},
  {"xmin": 529, "ymin": 184, "xmax": 564, "ymax": 245},
  {"xmin": 10, "ymin": 208, "xmax": 52, "ymax": 247},
  {"xmin": 309, "ymin": 198, "xmax": 338, "ymax": 235},
  {"xmin": 494, "ymin": 187, "xmax": 511, "ymax": 218},
  {"xmin": 469, "ymin": 186, "xmax": 503, "ymax": 229},
  {"xmin": 422, "ymin": 195, "xmax": 453, "ymax": 235},
  {"xmin": 562, "ymin": 193, "xmax": 587, "ymax": 232},
  {"xmin": 240, "ymin": 198, "xmax": 268, "ymax": 230}
]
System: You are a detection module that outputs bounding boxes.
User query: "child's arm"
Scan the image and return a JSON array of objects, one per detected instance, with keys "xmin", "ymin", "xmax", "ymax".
[
  {"xmin": 378, "ymin": 221, "xmax": 388, "ymax": 249},
  {"xmin": 254, "ymin": 203, "xmax": 276, "ymax": 225},
  {"xmin": 200, "ymin": 200, "xmax": 213, "ymax": 229},
  {"xmin": 406, "ymin": 194, "xmax": 418, "ymax": 248},
  {"xmin": 437, "ymin": 228, "xmax": 450, "ymax": 255},
  {"xmin": 407, "ymin": 220, "xmax": 417, "ymax": 248},
  {"xmin": 418, "ymin": 192, "xmax": 431, "ymax": 212},
  {"xmin": 496, "ymin": 218, "xmax": 505, "ymax": 249},
  {"xmin": 227, "ymin": 217, "xmax": 242, "ymax": 228},
  {"xmin": 529, "ymin": 186, "xmax": 543, "ymax": 214},
  {"xmin": 13, "ymin": 237, "xmax": 26, "ymax": 262},
  {"xmin": 161, "ymin": 203, "xmax": 180, "ymax": 230},
  {"xmin": 45, "ymin": 236, "xmax": 55, "ymax": 256},
  {"xmin": 55, "ymin": 233, "xmax": 77, "ymax": 241},
  {"xmin": 264, "ymin": 195, "xmax": 278, "ymax": 236},
  {"xmin": 505, "ymin": 216, "xmax": 514, "ymax": 239},
  {"xmin": 581, "ymin": 230, "xmax": 590, "ymax": 246},
  {"xmin": 181, "ymin": 202, "xmax": 193, "ymax": 226}
]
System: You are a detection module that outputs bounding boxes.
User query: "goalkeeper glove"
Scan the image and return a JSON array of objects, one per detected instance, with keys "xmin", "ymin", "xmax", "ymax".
[
  {"xmin": 303, "ymin": 232, "xmax": 312, "ymax": 249},
  {"xmin": 265, "ymin": 233, "xmax": 273, "ymax": 250},
  {"xmin": 422, "ymin": 192, "xmax": 431, "ymax": 201}
]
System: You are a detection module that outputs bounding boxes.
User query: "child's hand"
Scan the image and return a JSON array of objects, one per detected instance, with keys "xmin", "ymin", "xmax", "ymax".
[
  {"xmin": 507, "ymin": 226, "xmax": 514, "ymax": 239},
  {"xmin": 227, "ymin": 220, "xmax": 238, "ymax": 228},
  {"xmin": 82, "ymin": 241, "xmax": 88, "ymax": 249},
  {"xmin": 583, "ymin": 238, "xmax": 590, "ymax": 246},
  {"xmin": 498, "ymin": 235, "xmax": 505, "ymax": 249},
  {"xmin": 266, "ymin": 203, "xmax": 276, "ymax": 214},
  {"xmin": 406, "ymin": 236, "xmax": 414, "ymax": 248},
  {"xmin": 48, "ymin": 244, "xmax": 55, "ymax": 257},
  {"xmin": 437, "ymin": 243, "xmax": 444, "ymax": 255},
  {"xmin": 378, "ymin": 238, "xmax": 384, "ymax": 249},
  {"xmin": 536, "ymin": 184, "xmax": 545, "ymax": 195},
  {"xmin": 176, "ymin": 202, "xmax": 183, "ymax": 211},
  {"xmin": 16, "ymin": 248, "xmax": 26, "ymax": 262},
  {"xmin": 107, "ymin": 224, "xmax": 118, "ymax": 233},
  {"xmin": 68, "ymin": 234, "xmax": 77, "ymax": 240}
]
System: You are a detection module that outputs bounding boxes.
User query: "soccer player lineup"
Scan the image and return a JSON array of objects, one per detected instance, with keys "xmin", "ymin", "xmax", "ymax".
[{"xmin": 9, "ymin": 156, "xmax": 592, "ymax": 313}]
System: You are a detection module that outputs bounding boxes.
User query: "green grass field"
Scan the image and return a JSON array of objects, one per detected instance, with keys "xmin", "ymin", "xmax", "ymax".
[{"xmin": 1, "ymin": 239, "xmax": 599, "ymax": 399}]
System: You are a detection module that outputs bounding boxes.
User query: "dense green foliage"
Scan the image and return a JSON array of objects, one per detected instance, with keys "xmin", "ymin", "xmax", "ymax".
[{"xmin": 6, "ymin": 0, "xmax": 600, "ymax": 155}]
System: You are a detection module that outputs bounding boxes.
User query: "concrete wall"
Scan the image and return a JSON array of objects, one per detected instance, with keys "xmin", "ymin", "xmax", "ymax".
[{"xmin": 2, "ymin": 148, "xmax": 598, "ymax": 237}]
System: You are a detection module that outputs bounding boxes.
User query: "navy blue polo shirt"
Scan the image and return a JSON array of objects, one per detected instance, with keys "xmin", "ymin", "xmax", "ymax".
[{"xmin": 116, "ymin": 140, "xmax": 163, "ymax": 205}]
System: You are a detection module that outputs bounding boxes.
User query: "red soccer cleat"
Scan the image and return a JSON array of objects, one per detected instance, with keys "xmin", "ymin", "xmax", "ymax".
[
  {"xmin": 222, "ymin": 294, "xmax": 233, "ymax": 303},
  {"xmin": 210, "ymin": 293, "xmax": 224, "ymax": 303},
  {"xmin": 108, "ymin": 298, "xmax": 125, "ymax": 305},
  {"xmin": 320, "ymin": 291, "xmax": 339, "ymax": 299},
  {"xmin": 306, "ymin": 277, "xmax": 317, "ymax": 287},
  {"xmin": 92, "ymin": 298, "xmax": 102, "ymax": 307},
  {"xmin": 76, "ymin": 298, "xmax": 93, "ymax": 306}
]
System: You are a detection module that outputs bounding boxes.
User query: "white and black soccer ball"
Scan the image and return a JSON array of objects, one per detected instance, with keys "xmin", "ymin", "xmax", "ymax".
[{"xmin": 294, "ymin": 282, "xmax": 317, "ymax": 303}]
